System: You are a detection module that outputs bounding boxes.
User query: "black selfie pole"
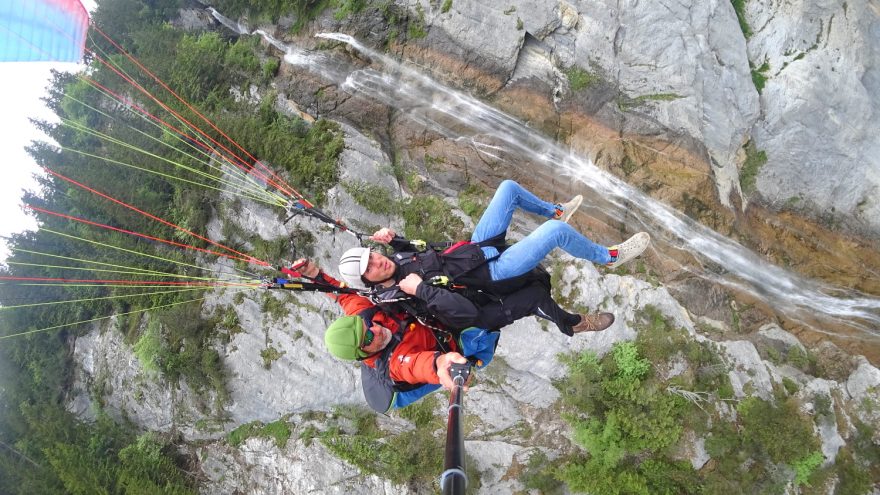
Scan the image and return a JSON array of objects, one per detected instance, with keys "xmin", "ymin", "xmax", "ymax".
[{"xmin": 440, "ymin": 362, "xmax": 471, "ymax": 495}]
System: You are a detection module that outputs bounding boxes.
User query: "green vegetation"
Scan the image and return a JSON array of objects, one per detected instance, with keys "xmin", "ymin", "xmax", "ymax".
[
  {"xmin": 333, "ymin": 0, "xmax": 367, "ymax": 20},
  {"xmin": 133, "ymin": 318, "xmax": 165, "ymax": 375},
  {"xmin": 565, "ymin": 66, "xmax": 600, "ymax": 92},
  {"xmin": 408, "ymin": 4, "xmax": 428, "ymax": 39},
  {"xmin": 261, "ymin": 292, "xmax": 290, "ymax": 321},
  {"xmin": 0, "ymin": 407, "xmax": 195, "ymax": 494},
  {"xmin": 751, "ymin": 61, "xmax": 770, "ymax": 93},
  {"xmin": 457, "ymin": 183, "xmax": 489, "ymax": 221},
  {"xmin": 261, "ymin": 345, "xmax": 286, "ymax": 368},
  {"xmin": 319, "ymin": 405, "xmax": 440, "ymax": 484},
  {"xmin": 0, "ymin": 1, "xmax": 345, "ymax": 490},
  {"xmin": 441, "ymin": 0, "xmax": 453, "ymax": 14},
  {"xmin": 342, "ymin": 180, "xmax": 398, "ymax": 215},
  {"xmin": 549, "ymin": 261, "xmax": 591, "ymax": 314},
  {"xmin": 731, "ymin": 0, "xmax": 752, "ymax": 38},
  {"xmin": 530, "ymin": 306, "xmax": 841, "ymax": 493},
  {"xmin": 228, "ymin": 419, "xmax": 292, "ymax": 448},
  {"xmin": 554, "ymin": 341, "xmax": 696, "ymax": 494},
  {"xmin": 402, "ymin": 195, "xmax": 467, "ymax": 242},
  {"xmin": 263, "ymin": 58, "xmax": 280, "ymax": 80},
  {"xmin": 793, "ymin": 451, "xmax": 825, "ymax": 487},
  {"xmin": 319, "ymin": 404, "xmax": 482, "ymax": 491},
  {"xmin": 522, "ymin": 450, "xmax": 565, "ymax": 494},
  {"xmin": 395, "ymin": 394, "xmax": 440, "ymax": 428},
  {"xmin": 210, "ymin": 0, "xmax": 334, "ymax": 31},
  {"xmin": 740, "ymin": 140, "xmax": 768, "ymax": 195}
]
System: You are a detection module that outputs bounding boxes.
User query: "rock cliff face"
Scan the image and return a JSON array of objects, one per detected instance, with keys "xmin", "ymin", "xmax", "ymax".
[
  {"xmin": 65, "ymin": 2, "xmax": 880, "ymax": 493},
  {"xmin": 748, "ymin": 0, "xmax": 880, "ymax": 235},
  {"xmin": 66, "ymin": 120, "xmax": 880, "ymax": 493},
  {"xmin": 390, "ymin": 0, "xmax": 879, "ymax": 237}
]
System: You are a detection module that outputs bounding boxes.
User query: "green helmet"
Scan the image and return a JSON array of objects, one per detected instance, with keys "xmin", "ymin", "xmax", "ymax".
[{"xmin": 325, "ymin": 315, "xmax": 369, "ymax": 360}]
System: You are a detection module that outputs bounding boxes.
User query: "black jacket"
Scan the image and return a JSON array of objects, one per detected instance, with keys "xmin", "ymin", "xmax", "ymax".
[{"xmin": 383, "ymin": 239, "xmax": 561, "ymax": 331}]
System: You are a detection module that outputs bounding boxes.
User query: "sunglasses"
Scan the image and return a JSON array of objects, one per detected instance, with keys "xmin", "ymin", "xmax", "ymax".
[{"xmin": 362, "ymin": 326, "xmax": 376, "ymax": 347}]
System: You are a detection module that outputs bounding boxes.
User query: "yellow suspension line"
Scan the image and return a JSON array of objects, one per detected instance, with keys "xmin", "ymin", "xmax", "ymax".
[
  {"xmin": 12, "ymin": 246, "xmax": 257, "ymax": 281},
  {"xmin": 41, "ymin": 227, "xmax": 227, "ymax": 277},
  {"xmin": 12, "ymin": 247, "xmax": 172, "ymax": 277},
  {"xmin": 66, "ymin": 88, "xmax": 288, "ymax": 206},
  {"xmin": 4, "ymin": 261, "xmax": 241, "ymax": 283},
  {"xmin": 0, "ymin": 287, "xmax": 207, "ymax": 311},
  {"xmin": 85, "ymin": 38, "xmax": 291, "ymax": 206},
  {"xmin": 2, "ymin": 282, "xmax": 262, "ymax": 289},
  {"xmin": 61, "ymin": 111, "xmax": 283, "ymax": 205},
  {"xmin": 59, "ymin": 131, "xmax": 282, "ymax": 208},
  {"xmin": 0, "ymin": 296, "xmax": 209, "ymax": 341}
]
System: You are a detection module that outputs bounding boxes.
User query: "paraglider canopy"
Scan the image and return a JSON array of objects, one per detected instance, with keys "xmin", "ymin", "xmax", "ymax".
[{"xmin": 0, "ymin": 0, "xmax": 89, "ymax": 62}]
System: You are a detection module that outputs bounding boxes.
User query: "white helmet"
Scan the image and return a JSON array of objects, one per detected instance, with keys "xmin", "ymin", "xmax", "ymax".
[{"xmin": 338, "ymin": 247, "xmax": 370, "ymax": 288}]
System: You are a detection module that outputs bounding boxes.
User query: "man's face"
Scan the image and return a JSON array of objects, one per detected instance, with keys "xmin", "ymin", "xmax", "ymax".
[
  {"xmin": 360, "ymin": 321, "xmax": 392, "ymax": 354},
  {"xmin": 363, "ymin": 252, "xmax": 395, "ymax": 283}
]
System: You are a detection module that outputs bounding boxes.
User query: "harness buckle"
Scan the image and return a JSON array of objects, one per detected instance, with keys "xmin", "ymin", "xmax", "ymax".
[{"xmin": 427, "ymin": 275, "xmax": 451, "ymax": 287}]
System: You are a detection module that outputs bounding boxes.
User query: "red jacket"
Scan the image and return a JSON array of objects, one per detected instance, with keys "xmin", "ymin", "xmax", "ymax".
[{"xmin": 318, "ymin": 272, "xmax": 458, "ymax": 385}]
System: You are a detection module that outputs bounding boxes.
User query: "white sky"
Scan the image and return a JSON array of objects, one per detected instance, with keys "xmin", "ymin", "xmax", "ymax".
[
  {"xmin": 0, "ymin": 1, "xmax": 96, "ymax": 261},
  {"xmin": 0, "ymin": 62, "xmax": 78, "ymax": 259}
]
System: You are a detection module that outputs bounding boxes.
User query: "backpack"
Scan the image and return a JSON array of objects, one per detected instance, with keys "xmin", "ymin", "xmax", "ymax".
[{"xmin": 359, "ymin": 326, "xmax": 500, "ymax": 413}]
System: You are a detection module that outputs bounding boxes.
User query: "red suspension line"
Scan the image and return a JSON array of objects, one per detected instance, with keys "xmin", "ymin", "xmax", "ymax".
[
  {"xmin": 42, "ymin": 166, "xmax": 269, "ymax": 266},
  {"xmin": 25, "ymin": 204, "xmax": 256, "ymax": 264},
  {"xmin": 0, "ymin": 275, "xmax": 259, "ymax": 287},
  {"xmin": 81, "ymin": 54, "xmax": 292, "ymax": 197},
  {"xmin": 73, "ymin": 76, "xmax": 276, "ymax": 201},
  {"xmin": 89, "ymin": 26, "xmax": 300, "ymax": 198}
]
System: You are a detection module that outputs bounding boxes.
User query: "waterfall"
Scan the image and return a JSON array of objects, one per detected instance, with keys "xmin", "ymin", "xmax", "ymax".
[{"xmin": 227, "ymin": 23, "xmax": 879, "ymax": 337}]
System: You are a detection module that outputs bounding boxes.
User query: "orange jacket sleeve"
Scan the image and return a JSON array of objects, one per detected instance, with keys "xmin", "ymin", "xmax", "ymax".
[{"xmin": 315, "ymin": 271, "xmax": 374, "ymax": 316}]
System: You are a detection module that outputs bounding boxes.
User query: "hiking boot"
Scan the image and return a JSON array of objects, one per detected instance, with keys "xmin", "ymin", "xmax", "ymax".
[
  {"xmin": 554, "ymin": 194, "xmax": 583, "ymax": 223},
  {"xmin": 571, "ymin": 312, "xmax": 615, "ymax": 333},
  {"xmin": 606, "ymin": 232, "xmax": 651, "ymax": 269}
]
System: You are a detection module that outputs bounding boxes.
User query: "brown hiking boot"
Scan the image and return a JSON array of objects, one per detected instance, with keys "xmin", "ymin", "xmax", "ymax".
[{"xmin": 571, "ymin": 313, "xmax": 615, "ymax": 333}]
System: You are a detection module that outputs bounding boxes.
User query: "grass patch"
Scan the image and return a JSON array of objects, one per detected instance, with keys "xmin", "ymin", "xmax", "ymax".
[
  {"xmin": 408, "ymin": 4, "xmax": 427, "ymax": 39},
  {"xmin": 751, "ymin": 61, "xmax": 770, "ymax": 93},
  {"xmin": 402, "ymin": 195, "xmax": 466, "ymax": 242},
  {"xmin": 395, "ymin": 393, "xmax": 440, "ymax": 428},
  {"xmin": 260, "ymin": 345, "xmax": 285, "ymax": 369},
  {"xmin": 441, "ymin": 0, "xmax": 453, "ymax": 14},
  {"xmin": 228, "ymin": 419, "xmax": 292, "ymax": 449},
  {"xmin": 731, "ymin": 0, "xmax": 752, "ymax": 38},
  {"xmin": 317, "ymin": 404, "xmax": 481, "ymax": 489},
  {"xmin": 261, "ymin": 292, "xmax": 289, "ymax": 321},
  {"xmin": 457, "ymin": 183, "xmax": 488, "ymax": 221},
  {"xmin": 739, "ymin": 140, "xmax": 768, "ymax": 196},
  {"xmin": 565, "ymin": 66, "xmax": 600, "ymax": 92},
  {"xmin": 342, "ymin": 180, "xmax": 400, "ymax": 215},
  {"xmin": 332, "ymin": 0, "xmax": 367, "ymax": 20}
]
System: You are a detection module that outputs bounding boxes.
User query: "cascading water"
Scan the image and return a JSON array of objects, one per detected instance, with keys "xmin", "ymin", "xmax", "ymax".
[{"xmin": 210, "ymin": 12, "xmax": 880, "ymax": 339}]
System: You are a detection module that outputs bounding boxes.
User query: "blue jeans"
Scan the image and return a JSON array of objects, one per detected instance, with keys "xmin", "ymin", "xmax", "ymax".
[{"xmin": 471, "ymin": 180, "xmax": 611, "ymax": 281}]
